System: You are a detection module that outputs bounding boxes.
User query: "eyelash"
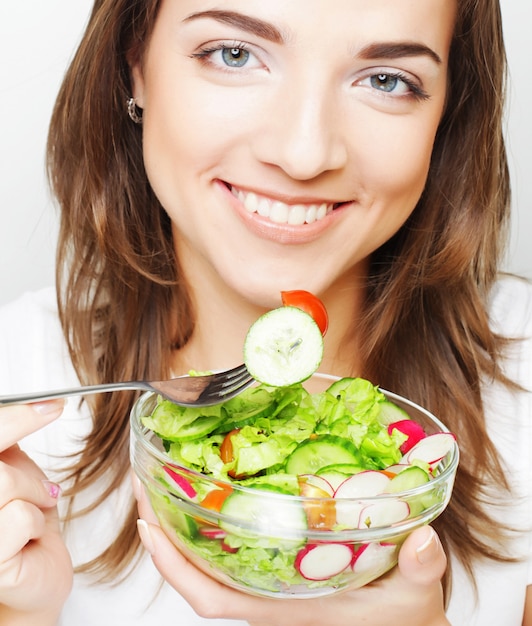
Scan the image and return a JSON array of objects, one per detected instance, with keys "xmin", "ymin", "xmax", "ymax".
[
  {"xmin": 366, "ymin": 71, "xmax": 430, "ymax": 102},
  {"xmin": 190, "ymin": 42, "xmax": 253, "ymax": 67},
  {"xmin": 191, "ymin": 43, "xmax": 429, "ymax": 101}
]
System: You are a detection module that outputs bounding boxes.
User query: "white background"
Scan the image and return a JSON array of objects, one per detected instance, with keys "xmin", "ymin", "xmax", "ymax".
[{"xmin": 1, "ymin": 1, "xmax": 530, "ymax": 305}]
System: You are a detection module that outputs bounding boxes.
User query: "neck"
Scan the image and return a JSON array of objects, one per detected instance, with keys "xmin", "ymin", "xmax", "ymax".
[{"xmin": 171, "ymin": 241, "xmax": 367, "ymax": 379}]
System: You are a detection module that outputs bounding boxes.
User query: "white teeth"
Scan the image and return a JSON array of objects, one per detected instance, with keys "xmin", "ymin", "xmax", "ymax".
[
  {"xmin": 243, "ymin": 191, "xmax": 258, "ymax": 213},
  {"xmin": 232, "ymin": 187, "xmax": 333, "ymax": 225},
  {"xmin": 288, "ymin": 205, "xmax": 307, "ymax": 226},
  {"xmin": 270, "ymin": 201, "xmax": 289, "ymax": 224},
  {"xmin": 257, "ymin": 197, "xmax": 271, "ymax": 218},
  {"xmin": 317, "ymin": 203, "xmax": 328, "ymax": 220}
]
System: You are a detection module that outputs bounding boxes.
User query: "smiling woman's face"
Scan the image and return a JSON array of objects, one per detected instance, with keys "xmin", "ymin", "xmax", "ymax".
[{"xmin": 131, "ymin": 0, "xmax": 456, "ymax": 307}]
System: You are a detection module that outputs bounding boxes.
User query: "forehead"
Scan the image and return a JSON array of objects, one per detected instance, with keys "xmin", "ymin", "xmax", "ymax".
[{"xmin": 159, "ymin": 0, "xmax": 457, "ymax": 55}]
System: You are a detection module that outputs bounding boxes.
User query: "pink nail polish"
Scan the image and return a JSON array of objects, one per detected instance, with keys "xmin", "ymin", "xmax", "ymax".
[{"xmin": 43, "ymin": 480, "xmax": 62, "ymax": 499}]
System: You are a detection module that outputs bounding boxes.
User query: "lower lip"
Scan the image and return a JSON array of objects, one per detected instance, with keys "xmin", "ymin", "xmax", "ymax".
[{"xmin": 216, "ymin": 181, "xmax": 346, "ymax": 245}]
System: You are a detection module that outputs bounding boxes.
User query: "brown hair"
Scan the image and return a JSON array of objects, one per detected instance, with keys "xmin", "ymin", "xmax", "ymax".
[{"xmin": 47, "ymin": 0, "xmax": 515, "ymax": 594}]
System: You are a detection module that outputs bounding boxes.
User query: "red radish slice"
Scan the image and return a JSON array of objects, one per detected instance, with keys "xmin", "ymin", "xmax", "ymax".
[
  {"xmin": 162, "ymin": 465, "xmax": 198, "ymax": 500},
  {"xmin": 298, "ymin": 474, "xmax": 335, "ymax": 497},
  {"xmin": 403, "ymin": 432, "xmax": 456, "ymax": 467},
  {"xmin": 387, "ymin": 419, "xmax": 426, "ymax": 454},
  {"xmin": 334, "ymin": 470, "xmax": 391, "ymax": 499},
  {"xmin": 198, "ymin": 527, "xmax": 227, "ymax": 540},
  {"xmin": 295, "ymin": 543, "xmax": 353, "ymax": 581},
  {"xmin": 335, "ymin": 500, "xmax": 366, "ymax": 529},
  {"xmin": 221, "ymin": 540, "xmax": 239, "ymax": 554},
  {"xmin": 351, "ymin": 542, "xmax": 398, "ymax": 575},
  {"xmin": 358, "ymin": 499, "xmax": 410, "ymax": 529}
]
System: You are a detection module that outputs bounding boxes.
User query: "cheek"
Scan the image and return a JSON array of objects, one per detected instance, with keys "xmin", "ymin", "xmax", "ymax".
[{"xmin": 357, "ymin": 115, "xmax": 438, "ymax": 206}]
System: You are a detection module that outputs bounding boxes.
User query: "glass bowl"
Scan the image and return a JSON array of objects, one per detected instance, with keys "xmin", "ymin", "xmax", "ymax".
[{"xmin": 130, "ymin": 374, "xmax": 458, "ymax": 599}]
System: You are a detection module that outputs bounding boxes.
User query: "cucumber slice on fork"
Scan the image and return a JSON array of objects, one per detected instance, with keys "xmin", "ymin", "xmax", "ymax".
[{"xmin": 244, "ymin": 306, "xmax": 324, "ymax": 387}]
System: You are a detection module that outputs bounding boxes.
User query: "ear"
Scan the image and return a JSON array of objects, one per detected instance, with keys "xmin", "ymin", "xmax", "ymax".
[{"xmin": 127, "ymin": 48, "xmax": 146, "ymax": 108}]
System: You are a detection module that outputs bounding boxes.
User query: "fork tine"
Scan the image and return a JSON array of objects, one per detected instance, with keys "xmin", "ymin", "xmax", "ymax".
[
  {"xmin": 217, "ymin": 363, "xmax": 249, "ymax": 382},
  {"xmin": 198, "ymin": 365, "xmax": 254, "ymax": 403}
]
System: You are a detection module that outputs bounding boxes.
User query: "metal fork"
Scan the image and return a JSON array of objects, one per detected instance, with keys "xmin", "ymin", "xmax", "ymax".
[{"xmin": 0, "ymin": 364, "xmax": 254, "ymax": 408}]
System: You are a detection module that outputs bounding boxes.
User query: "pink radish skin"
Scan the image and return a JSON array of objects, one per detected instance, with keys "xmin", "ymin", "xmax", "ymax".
[
  {"xmin": 334, "ymin": 470, "xmax": 391, "ymax": 499},
  {"xmin": 388, "ymin": 419, "xmax": 426, "ymax": 454},
  {"xmin": 221, "ymin": 540, "xmax": 239, "ymax": 554},
  {"xmin": 162, "ymin": 465, "xmax": 198, "ymax": 500},
  {"xmin": 299, "ymin": 474, "xmax": 335, "ymax": 497},
  {"xmin": 335, "ymin": 500, "xmax": 366, "ymax": 529},
  {"xmin": 403, "ymin": 432, "xmax": 457, "ymax": 467},
  {"xmin": 351, "ymin": 542, "xmax": 397, "ymax": 574},
  {"xmin": 198, "ymin": 527, "xmax": 227, "ymax": 540},
  {"xmin": 357, "ymin": 499, "xmax": 410, "ymax": 529},
  {"xmin": 295, "ymin": 543, "xmax": 354, "ymax": 581}
]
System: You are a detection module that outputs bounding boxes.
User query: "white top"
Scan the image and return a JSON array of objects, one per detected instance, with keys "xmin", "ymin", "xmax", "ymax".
[{"xmin": 0, "ymin": 277, "xmax": 530, "ymax": 625}]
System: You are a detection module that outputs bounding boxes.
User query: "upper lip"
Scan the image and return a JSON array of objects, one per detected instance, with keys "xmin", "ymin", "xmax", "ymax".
[{"xmin": 225, "ymin": 182, "xmax": 348, "ymax": 208}]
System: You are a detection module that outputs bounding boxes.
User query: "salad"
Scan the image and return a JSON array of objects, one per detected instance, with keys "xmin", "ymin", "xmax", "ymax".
[
  {"xmin": 140, "ymin": 376, "xmax": 456, "ymax": 593},
  {"xmin": 137, "ymin": 292, "xmax": 457, "ymax": 595}
]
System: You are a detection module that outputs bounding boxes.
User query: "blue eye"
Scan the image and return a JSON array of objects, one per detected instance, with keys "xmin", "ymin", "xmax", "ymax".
[
  {"xmin": 370, "ymin": 74, "xmax": 402, "ymax": 93},
  {"xmin": 221, "ymin": 47, "xmax": 250, "ymax": 68}
]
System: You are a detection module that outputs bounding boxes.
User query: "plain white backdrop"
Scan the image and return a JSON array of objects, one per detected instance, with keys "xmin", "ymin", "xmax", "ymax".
[{"xmin": 0, "ymin": 2, "xmax": 531, "ymax": 305}]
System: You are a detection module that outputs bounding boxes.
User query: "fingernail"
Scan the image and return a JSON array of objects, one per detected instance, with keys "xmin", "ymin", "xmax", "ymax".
[
  {"xmin": 416, "ymin": 526, "xmax": 441, "ymax": 564},
  {"xmin": 43, "ymin": 480, "xmax": 62, "ymax": 499},
  {"xmin": 137, "ymin": 519, "xmax": 156, "ymax": 556},
  {"xmin": 32, "ymin": 399, "xmax": 65, "ymax": 416}
]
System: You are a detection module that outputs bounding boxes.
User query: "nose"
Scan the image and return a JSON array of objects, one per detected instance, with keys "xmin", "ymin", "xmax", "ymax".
[{"xmin": 252, "ymin": 82, "xmax": 348, "ymax": 180}]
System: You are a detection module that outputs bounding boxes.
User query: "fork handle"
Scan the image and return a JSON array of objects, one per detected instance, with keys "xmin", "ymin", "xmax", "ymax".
[{"xmin": 0, "ymin": 381, "xmax": 146, "ymax": 407}]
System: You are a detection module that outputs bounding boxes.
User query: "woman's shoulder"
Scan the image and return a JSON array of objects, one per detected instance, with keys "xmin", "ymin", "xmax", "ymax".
[
  {"xmin": 0, "ymin": 286, "xmax": 73, "ymax": 393},
  {"xmin": 489, "ymin": 274, "xmax": 532, "ymax": 336},
  {"xmin": 0, "ymin": 286, "xmax": 59, "ymax": 328}
]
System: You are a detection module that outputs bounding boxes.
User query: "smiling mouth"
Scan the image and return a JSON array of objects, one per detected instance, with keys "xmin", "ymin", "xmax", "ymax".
[{"xmin": 229, "ymin": 185, "xmax": 345, "ymax": 226}]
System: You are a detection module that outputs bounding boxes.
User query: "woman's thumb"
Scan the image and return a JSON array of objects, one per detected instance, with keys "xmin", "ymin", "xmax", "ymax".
[{"xmin": 398, "ymin": 525, "xmax": 447, "ymax": 586}]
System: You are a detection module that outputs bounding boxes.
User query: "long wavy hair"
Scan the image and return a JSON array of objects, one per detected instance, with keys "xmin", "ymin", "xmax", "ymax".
[{"xmin": 47, "ymin": 0, "xmax": 515, "ymax": 595}]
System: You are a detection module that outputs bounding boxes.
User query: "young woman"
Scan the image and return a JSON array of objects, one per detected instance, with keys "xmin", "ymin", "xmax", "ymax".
[{"xmin": 0, "ymin": 0, "xmax": 530, "ymax": 624}]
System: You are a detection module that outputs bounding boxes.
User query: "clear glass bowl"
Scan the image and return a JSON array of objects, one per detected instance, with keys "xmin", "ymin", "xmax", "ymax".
[{"xmin": 130, "ymin": 374, "xmax": 458, "ymax": 599}]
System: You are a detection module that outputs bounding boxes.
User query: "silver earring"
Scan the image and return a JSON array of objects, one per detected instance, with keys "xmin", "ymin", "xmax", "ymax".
[{"xmin": 127, "ymin": 97, "xmax": 143, "ymax": 124}]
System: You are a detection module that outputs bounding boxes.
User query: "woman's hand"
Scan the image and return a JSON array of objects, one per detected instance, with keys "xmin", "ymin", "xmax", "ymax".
[
  {"xmin": 0, "ymin": 402, "xmax": 73, "ymax": 625},
  {"xmin": 135, "ymin": 480, "xmax": 449, "ymax": 626}
]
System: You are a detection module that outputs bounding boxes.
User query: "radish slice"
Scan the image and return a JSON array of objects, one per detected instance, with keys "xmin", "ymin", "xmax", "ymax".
[
  {"xmin": 387, "ymin": 419, "xmax": 426, "ymax": 454},
  {"xmin": 221, "ymin": 540, "xmax": 239, "ymax": 554},
  {"xmin": 403, "ymin": 432, "xmax": 456, "ymax": 467},
  {"xmin": 334, "ymin": 501, "xmax": 366, "ymax": 529},
  {"xmin": 358, "ymin": 499, "xmax": 410, "ymax": 529},
  {"xmin": 334, "ymin": 470, "xmax": 391, "ymax": 499},
  {"xmin": 198, "ymin": 526, "xmax": 227, "ymax": 540},
  {"xmin": 162, "ymin": 465, "xmax": 198, "ymax": 500},
  {"xmin": 298, "ymin": 474, "xmax": 335, "ymax": 497},
  {"xmin": 295, "ymin": 543, "xmax": 353, "ymax": 581},
  {"xmin": 384, "ymin": 464, "xmax": 411, "ymax": 475},
  {"xmin": 351, "ymin": 542, "xmax": 398, "ymax": 577}
]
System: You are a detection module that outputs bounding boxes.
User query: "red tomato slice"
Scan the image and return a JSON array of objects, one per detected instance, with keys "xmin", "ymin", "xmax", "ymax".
[{"xmin": 281, "ymin": 290, "xmax": 329, "ymax": 336}]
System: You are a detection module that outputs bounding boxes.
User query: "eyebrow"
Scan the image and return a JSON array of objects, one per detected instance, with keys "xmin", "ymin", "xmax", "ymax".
[
  {"xmin": 183, "ymin": 10, "xmax": 285, "ymax": 43},
  {"xmin": 358, "ymin": 42, "xmax": 442, "ymax": 65},
  {"xmin": 182, "ymin": 11, "xmax": 442, "ymax": 66}
]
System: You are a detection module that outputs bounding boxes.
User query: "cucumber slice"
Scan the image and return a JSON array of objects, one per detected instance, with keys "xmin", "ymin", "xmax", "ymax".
[
  {"xmin": 384, "ymin": 466, "xmax": 430, "ymax": 493},
  {"xmin": 315, "ymin": 464, "xmax": 364, "ymax": 490},
  {"xmin": 219, "ymin": 490, "xmax": 307, "ymax": 548},
  {"xmin": 377, "ymin": 400, "xmax": 411, "ymax": 425},
  {"xmin": 326, "ymin": 377, "xmax": 357, "ymax": 398},
  {"xmin": 150, "ymin": 489, "xmax": 198, "ymax": 539},
  {"xmin": 244, "ymin": 306, "xmax": 324, "ymax": 387},
  {"xmin": 285, "ymin": 435, "xmax": 361, "ymax": 475}
]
